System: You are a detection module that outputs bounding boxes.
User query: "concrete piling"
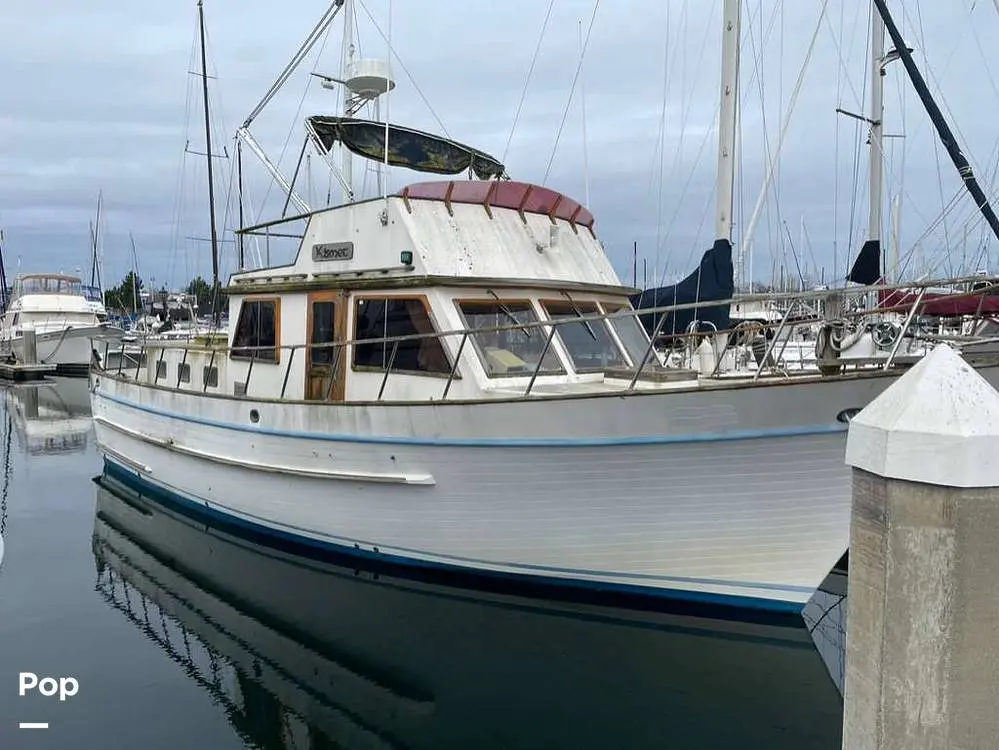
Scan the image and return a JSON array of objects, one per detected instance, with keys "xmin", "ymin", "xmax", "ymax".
[{"xmin": 842, "ymin": 343, "xmax": 999, "ymax": 749}]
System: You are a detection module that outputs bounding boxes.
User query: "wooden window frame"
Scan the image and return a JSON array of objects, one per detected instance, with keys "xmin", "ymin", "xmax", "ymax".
[
  {"xmin": 351, "ymin": 293, "xmax": 457, "ymax": 378},
  {"xmin": 229, "ymin": 295, "xmax": 282, "ymax": 364}
]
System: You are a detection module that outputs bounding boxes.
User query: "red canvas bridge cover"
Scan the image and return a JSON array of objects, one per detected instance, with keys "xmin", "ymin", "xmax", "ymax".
[{"xmin": 397, "ymin": 181, "xmax": 595, "ymax": 230}]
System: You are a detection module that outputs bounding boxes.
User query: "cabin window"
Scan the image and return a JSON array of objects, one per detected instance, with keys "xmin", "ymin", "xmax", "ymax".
[
  {"xmin": 601, "ymin": 303, "xmax": 656, "ymax": 368},
  {"xmin": 353, "ymin": 297, "xmax": 450, "ymax": 374},
  {"xmin": 203, "ymin": 366, "xmax": 219, "ymax": 387},
  {"xmin": 177, "ymin": 363, "xmax": 191, "ymax": 383},
  {"xmin": 155, "ymin": 360, "xmax": 167, "ymax": 381},
  {"xmin": 456, "ymin": 300, "xmax": 563, "ymax": 377},
  {"xmin": 231, "ymin": 298, "xmax": 279, "ymax": 362},
  {"xmin": 541, "ymin": 301, "xmax": 628, "ymax": 372}
]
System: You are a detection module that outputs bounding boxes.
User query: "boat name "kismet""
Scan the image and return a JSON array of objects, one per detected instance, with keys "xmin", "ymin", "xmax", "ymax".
[{"xmin": 312, "ymin": 242, "xmax": 354, "ymax": 262}]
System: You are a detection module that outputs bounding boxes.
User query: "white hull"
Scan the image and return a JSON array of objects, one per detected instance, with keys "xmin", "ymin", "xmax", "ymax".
[
  {"xmin": 93, "ymin": 366, "xmax": 999, "ymax": 611},
  {"xmin": 7, "ymin": 326, "xmax": 121, "ymax": 370}
]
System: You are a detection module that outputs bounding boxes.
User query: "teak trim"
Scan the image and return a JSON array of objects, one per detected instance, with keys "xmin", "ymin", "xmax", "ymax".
[
  {"xmin": 305, "ymin": 290, "xmax": 347, "ymax": 402},
  {"xmin": 349, "ymin": 292, "xmax": 458, "ymax": 377},
  {"xmin": 229, "ymin": 295, "xmax": 282, "ymax": 364}
]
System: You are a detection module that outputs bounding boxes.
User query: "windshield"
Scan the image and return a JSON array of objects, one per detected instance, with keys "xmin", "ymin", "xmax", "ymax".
[
  {"xmin": 17, "ymin": 276, "xmax": 82, "ymax": 296},
  {"xmin": 602, "ymin": 304, "xmax": 657, "ymax": 368},
  {"xmin": 457, "ymin": 300, "xmax": 563, "ymax": 377},
  {"xmin": 542, "ymin": 301, "xmax": 628, "ymax": 372}
]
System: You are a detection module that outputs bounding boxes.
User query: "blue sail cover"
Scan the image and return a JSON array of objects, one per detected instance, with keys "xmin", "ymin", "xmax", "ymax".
[
  {"xmin": 847, "ymin": 239, "xmax": 882, "ymax": 285},
  {"xmin": 630, "ymin": 239, "xmax": 735, "ymax": 339}
]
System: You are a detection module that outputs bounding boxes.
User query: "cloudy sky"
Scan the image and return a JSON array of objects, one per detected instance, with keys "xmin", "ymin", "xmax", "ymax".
[{"xmin": 2, "ymin": 0, "xmax": 998, "ymax": 293}]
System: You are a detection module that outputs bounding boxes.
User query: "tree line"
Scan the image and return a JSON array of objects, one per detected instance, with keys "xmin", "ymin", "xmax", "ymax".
[{"xmin": 103, "ymin": 273, "xmax": 224, "ymax": 315}]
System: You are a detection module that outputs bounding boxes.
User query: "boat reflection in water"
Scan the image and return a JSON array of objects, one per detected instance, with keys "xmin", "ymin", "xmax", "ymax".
[
  {"xmin": 92, "ymin": 474, "xmax": 845, "ymax": 749},
  {"xmin": 6, "ymin": 378, "xmax": 93, "ymax": 456}
]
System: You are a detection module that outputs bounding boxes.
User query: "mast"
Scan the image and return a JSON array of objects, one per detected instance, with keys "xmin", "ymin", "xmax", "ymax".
[
  {"xmin": 715, "ymin": 0, "xmax": 741, "ymax": 244},
  {"xmin": 340, "ymin": 0, "xmax": 355, "ymax": 202},
  {"xmin": 0, "ymin": 230, "xmax": 8, "ymax": 312},
  {"xmin": 847, "ymin": 3, "xmax": 887, "ymax": 285},
  {"xmin": 872, "ymin": 0, "xmax": 999, "ymax": 244},
  {"xmin": 868, "ymin": 8, "xmax": 885, "ymax": 271},
  {"xmin": 197, "ymin": 0, "xmax": 221, "ymax": 325},
  {"xmin": 236, "ymin": 138, "xmax": 245, "ymax": 270},
  {"xmin": 90, "ymin": 191, "xmax": 104, "ymax": 291}
]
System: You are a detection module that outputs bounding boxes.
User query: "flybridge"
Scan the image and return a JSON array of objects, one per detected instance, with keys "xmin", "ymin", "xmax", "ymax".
[{"xmin": 396, "ymin": 181, "xmax": 597, "ymax": 236}]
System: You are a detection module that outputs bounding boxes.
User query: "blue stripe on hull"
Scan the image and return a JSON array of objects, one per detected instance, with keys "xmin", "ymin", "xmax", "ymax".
[
  {"xmin": 100, "ymin": 457, "xmax": 809, "ymax": 626},
  {"xmin": 93, "ymin": 389, "xmax": 848, "ymax": 448}
]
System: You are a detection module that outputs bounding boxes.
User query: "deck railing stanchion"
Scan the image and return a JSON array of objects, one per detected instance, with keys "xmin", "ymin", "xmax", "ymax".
[
  {"xmin": 176, "ymin": 347, "xmax": 189, "ymax": 388},
  {"xmin": 377, "ymin": 341, "xmax": 399, "ymax": 401},
  {"xmin": 628, "ymin": 309, "xmax": 671, "ymax": 389},
  {"xmin": 442, "ymin": 332, "xmax": 467, "ymax": 400},
  {"xmin": 324, "ymin": 343, "xmax": 343, "ymax": 402},
  {"xmin": 525, "ymin": 323, "xmax": 559, "ymax": 397},
  {"xmin": 154, "ymin": 348, "xmax": 165, "ymax": 383},
  {"xmin": 244, "ymin": 349, "xmax": 257, "ymax": 394},
  {"xmin": 752, "ymin": 300, "xmax": 799, "ymax": 383},
  {"xmin": 885, "ymin": 287, "xmax": 927, "ymax": 369},
  {"xmin": 203, "ymin": 349, "xmax": 217, "ymax": 393},
  {"xmin": 280, "ymin": 346, "xmax": 296, "ymax": 399}
]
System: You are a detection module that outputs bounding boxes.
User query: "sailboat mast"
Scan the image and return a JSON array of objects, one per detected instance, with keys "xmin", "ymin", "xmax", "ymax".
[
  {"xmin": 868, "ymin": 9, "xmax": 885, "ymax": 270},
  {"xmin": 197, "ymin": 0, "xmax": 221, "ymax": 324},
  {"xmin": 340, "ymin": 0, "xmax": 355, "ymax": 203},
  {"xmin": 91, "ymin": 192, "xmax": 103, "ymax": 289},
  {"xmin": 236, "ymin": 138, "xmax": 245, "ymax": 270},
  {"xmin": 0, "ymin": 230, "xmax": 8, "ymax": 312},
  {"xmin": 715, "ymin": 0, "xmax": 741, "ymax": 244},
  {"xmin": 872, "ymin": 0, "xmax": 999, "ymax": 244}
]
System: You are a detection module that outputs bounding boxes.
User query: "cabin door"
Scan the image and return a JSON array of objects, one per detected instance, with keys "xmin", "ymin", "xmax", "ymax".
[{"xmin": 305, "ymin": 291, "xmax": 347, "ymax": 401}]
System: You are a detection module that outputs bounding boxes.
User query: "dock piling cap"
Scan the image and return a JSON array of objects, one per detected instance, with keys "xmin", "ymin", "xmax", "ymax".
[{"xmin": 845, "ymin": 343, "xmax": 999, "ymax": 488}]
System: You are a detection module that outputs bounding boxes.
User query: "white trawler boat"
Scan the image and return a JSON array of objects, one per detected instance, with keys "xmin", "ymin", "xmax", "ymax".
[
  {"xmin": 1, "ymin": 273, "xmax": 123, "ymax": 374},
  {"xmin": 92, "ymin": 170, "xmax": 999, "ymax": 612},
  {"xmin": 90, "ymin": 0, "xmax": 999, "ymax": 613}
]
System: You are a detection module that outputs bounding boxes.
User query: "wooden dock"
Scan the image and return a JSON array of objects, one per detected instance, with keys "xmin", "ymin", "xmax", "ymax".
[{"xmin": 0, "ymin": 361, "xmax": 56, "ymax": 382}]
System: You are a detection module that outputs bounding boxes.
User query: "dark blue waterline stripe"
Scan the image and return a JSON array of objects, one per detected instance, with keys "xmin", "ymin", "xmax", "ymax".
[
  {"xmin": 101, "ymin": 458, "xmax": 808, "ymax": 618},
  {"xmin": 95, "ymin": 389, "xmax": 847, "ymax": 448},
  {"xmin": 96, "ymin": 486, "xmax": 816, "ymax": 647}
]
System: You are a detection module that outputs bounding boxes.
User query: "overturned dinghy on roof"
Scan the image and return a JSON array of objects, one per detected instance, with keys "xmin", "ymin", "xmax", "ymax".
[{"xmin": 308, "ymin": 116, "xmax": 507, "ymax": 180}]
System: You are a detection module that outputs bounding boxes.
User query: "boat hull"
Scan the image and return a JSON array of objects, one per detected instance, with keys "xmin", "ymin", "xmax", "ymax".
[
  {"xmin": 91, "ymin": 476, "xmax": 845, "ymax": 749},
  {"xmin": 8, "ymin": 326, "xmax": 122, "ymax": 373},
  {"xmin": 92, "ymin": 366, "xmax": 999, "ymax": 613}
]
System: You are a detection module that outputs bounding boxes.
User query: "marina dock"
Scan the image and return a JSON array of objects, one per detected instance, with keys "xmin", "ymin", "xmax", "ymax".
[
  {"xmin": 0, "ymin": 361, "xmax": 56, "ymax": 382},
  {"xmin": 0, "ymin": 328, "xmax": 58, "ymax": 381}
]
